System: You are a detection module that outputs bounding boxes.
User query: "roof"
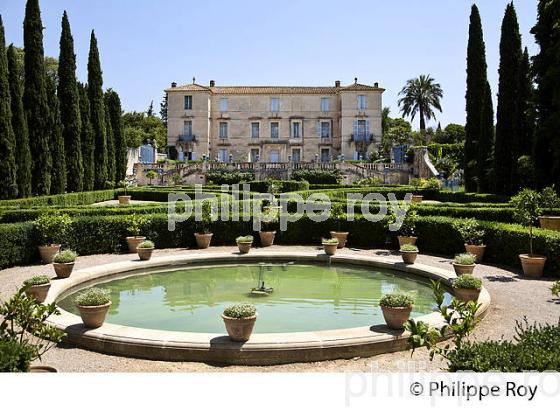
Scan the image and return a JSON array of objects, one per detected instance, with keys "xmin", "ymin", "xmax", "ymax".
[{"xmin": 165, "ymin": 82, "xmax": 384, "ymax": 94}]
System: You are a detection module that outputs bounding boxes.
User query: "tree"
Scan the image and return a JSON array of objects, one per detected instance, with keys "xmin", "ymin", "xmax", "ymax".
[
  {"xmin": 432, "ymin": 124, "xmax": 466, "ymax": 144},
  {"xmin": 397, "ymin": 74, "xmax": 443, "ymax": 131},
  {"xmin": 465, "ymin": 4, "xmax": 489, "ymax": 193},
  {"xmin": 104, "ymin": 102, "xmax": 116, "ymax": 183},
  {"xmin": 7, "ymin": 45, "xmax": 32, "ymax": 197},
  {"xmin": 46, "ymin": 76, "xmax": 66, "ymax": 194},
  {"xmin": 78, "ymin": 83, "xmax": 94, "ymax": 191},
  {"xmin": 478, "ymin": 81, "xmax": 495, "ymax": 192},
  {"xmin": 88, "ymin": 31, "xmax": 108, "ymax": 189},
  {"xmin": 160, "ymin": 93, "xmax": 168, "ymax": 129},
  {"xmin": 0, "ymin": 16, "xmax": 18, "ymax": 199},
  {"xmin": 105, "ymin": 89, "xmax": 127, "ymax": 182},
  {"xmin": 23, "ymin": 0, "xmax": 52, "ymax": 195},
  {"xmin": 382, "ymin": 117, "xmax": 413, "ymax": 155},
  {"xmin": 57, "ymin": 11, "xmax": 83, "ymax": 192},
  {"xmin": 146, "ymin": 100, "xmax": 154, "ymax": 117},
  {"xmin": 122, "ymin": 111, "xmax": 166, "ymax": 149},
  {"xmin": 381, "ymin": 106, "xmax": 391, "ymax": 136},
  {"xmin": 9, "ymin": 45, "xmax": 58, "ymax": 86},
  {"xmin": 494, "ymin": 2, "xmax": 522, "ymax": 195}
]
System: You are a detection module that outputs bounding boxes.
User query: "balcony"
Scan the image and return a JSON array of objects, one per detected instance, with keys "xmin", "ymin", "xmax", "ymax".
[
  {"xmin": 178, "ymin": 134, "xmax": 196, "ymax": 143},
  {"xmin": 351, "ymin": 133, "xmax": 374, "ymax": 142}
]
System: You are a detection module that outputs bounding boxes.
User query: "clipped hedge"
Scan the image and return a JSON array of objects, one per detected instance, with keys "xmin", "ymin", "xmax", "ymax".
[
  {"xmin": 246, "ymin": 180, "xmax": 310, "ymax": 193},
  {"xmin": 0, "ymin": 190, "xmax": 115, "ymax": 208},
  {"xmin": 292, "ymin": 169, "xmax": 342, "ymax": 184},
  {"xmin": 0, "ymin": 222, "xmax": 38, "ymax": 268}
]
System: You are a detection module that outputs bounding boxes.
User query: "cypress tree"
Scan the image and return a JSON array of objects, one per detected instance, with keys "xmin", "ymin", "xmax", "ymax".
[
  {"xmin": 79, "ymin": 83, "xmax": 95, "ymax": 191},
  {"xmin": 7, "ymin": 45, "xmax": 32, "ymax": 197},
  {"xmin": 58, "ymin": 11, "xmax": 83, "ymax": 192},
  {"xmin": 105, "ymin": 89, "xmax": 127, "ymax": 182},
  {"xmin": 478, "ymin": 81, "xmax": 495, "ymax": 192},
  {"xmin": 88, "ymin": 30, "xmax": 108, "ymax": 189},
  {"xmin": 46, "ymin": 76, "xmax": 66, "ymax": 194},
  {"xmin": 531, "ymin": 0, "xmax": 560, "ymax": 188},
  {"xmin": 104, "ymin": 101, "xmax": 116, "ymax": 183},
  {"xmin": 23, "ymin": 0, "xmax": 52, "ymax": 195},
  {"xmin": 464, "ymin": 5, "xmax": 488, "ymax": 192},
  {"xmin": 0, "ymin": 16, "xmax": 18, "ymax": 199},
  {"xmin": 494, "ymin": 2, "xmax": 522, "ymax": 195}
]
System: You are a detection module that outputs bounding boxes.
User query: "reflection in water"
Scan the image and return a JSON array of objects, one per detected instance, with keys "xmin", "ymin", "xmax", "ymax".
[{"xmin": 58, "ymin": 263, "xmax": 451, "ymax": 333}]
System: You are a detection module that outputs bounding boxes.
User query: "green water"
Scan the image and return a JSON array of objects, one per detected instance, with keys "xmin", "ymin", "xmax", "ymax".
[{"xmin": 58, "ymin": 263, "xmax": 449, "ymax": 333}]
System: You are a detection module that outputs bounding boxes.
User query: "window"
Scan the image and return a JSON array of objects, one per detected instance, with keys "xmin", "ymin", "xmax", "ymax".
[
  {"xmin": 219, "ymin": 98, "xmax": 228, "ymax": 113},
  {"xmin": 357, "ymin": 119, "xmax": 367, "ymax": 137},
  {"xmin": 218, "ymin": 149, "xmax": 228, "ymax": 162},
  {"xmin": 251, "ymin": 122, "xmax": 260, "ymax": 139},
  {"xmin": 292, "ymin": 122, "xmax": 301, "ymax": 138},
  {"xmin": 321, "ymin": 148, "xmax": 330, "ymax": 163},
  {"xmin": 270, "ymin": 122, "xmax": 279, "ymax": 139},
  {"xmin": 184, "ymin": 95, "xmax": 192, "ymax": 110},
  {"xmin": 270, "ymin": 98, "xmax": 280, "ymax": 112},
  {"xmin": 320, "ymin": 121, "xmax": 331, "ymax": 138},
  {"xmin": 321, "ymin": 97, "xmax": 330, "ymax": 113},
  {"xmin": 183, "ymin": 121, "xmax": 192, "ymax": 136},
  {"xmin": 219, "ymin": 122, "xmax": 228, "ymax": 139},
  {"xmin": 250, "ymin": 149, "xmax": 260, "ymax": 163},
  {"xmin": 357, "ymin": 95, "xmax": 367, "ymax": 110},
  {"xmin": 291, "ymin": 148, "xmax": 301, "ymax": 163},
  {"xmin": 268, "ymin": 150, "xmax": 280, "ymax": 163}
]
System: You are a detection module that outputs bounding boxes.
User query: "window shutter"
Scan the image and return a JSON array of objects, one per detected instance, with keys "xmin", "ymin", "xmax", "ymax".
[
  {"xmin": 316, "ymin": 120, "xmax": 320, "ymax": 136},
  {"xmin": 353, "ymin": 120, "xmax": 358, "ymax": 138}
]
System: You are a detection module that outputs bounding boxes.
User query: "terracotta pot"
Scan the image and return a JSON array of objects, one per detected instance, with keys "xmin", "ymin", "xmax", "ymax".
[
  {"xmin": 126, "ymin": 236, "xmax": 146, "ymax": 253},
  {"xmin": 53, "ymin": 262, "xmax": 75, "ymax": 279},
  {"xmin": 259, "ymin": 231, "xmax": 276, "ymax": 247},
  {"xmin": 237, "ymin": 241, "xmax": 253, "ymax": 254},
  {"xmin": 77, "ymin": 302, "xmax": 112, "ymax": 328},
  {"xmin": 330, "ymin": 231, "xmax": 349, "ymax": 248},
  {"xmin": 519, "ymin": 254, "xmax": 547, "ymax": 277},
  {"xmin": 381, "ymin": 305, "xmax": 412, "ymax": 330},
  {"xmin": 411, "ymin": 195, "xmax": 423, "ymax": 203},
  {"xmin": 323, "ymin": 243, "xmax": 338, "ymax": 256},
  {"xmin": 465, "ymin": 244, "xmax": 486, "ymax": 263},
  {"xmin": 194, "ymin": 232, "xmax": 213, "ymax": 249},
  {"xmin": 29, "ymin": 365, "xmax": 58, "ymax": 373},
  {"xmin": 137, "ymin": 247, "xmax": 154, "ymax": 261},
  {"xmin": 222, "ymin": 314, "xmax": 257, "ymax": 342},
  {"xmin": 401, "ymin": 251, "xmax": 418, "ymax": 264},
  {"xmin": 118, "ymin": 195, "xmax": 131, "ymax": 205},
  {"xmin": 454, "ymin": 287, "xmax": 481, "ymax": 303},
  {"xmin": 453, "ymin": 263, "xmax": 475, "ymax": 276},
  {"xmin": 25, "ymin": 283, "xmax": 51, "ymax": 303},
  {"xmin": 397, "ymin": 236, "xmax": 417, "ymax": 247},
  {"xmin": 38, "ymin": 244, "xmax": 61, "ymax": 264},
  {"xmin": 539, "ymin": 216, "xmax": 560, "ymax": 231}
]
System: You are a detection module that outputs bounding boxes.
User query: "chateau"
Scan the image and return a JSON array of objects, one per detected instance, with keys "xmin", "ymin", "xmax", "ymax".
[{"xmin": 165, "ymin": 79, "xmax": 384, "ymax": 163}]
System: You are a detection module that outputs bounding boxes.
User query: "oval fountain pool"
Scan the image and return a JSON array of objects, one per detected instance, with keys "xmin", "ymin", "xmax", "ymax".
[{"xmin": 58, "ymin": 262, "xmax": 451, "ymax": 334}]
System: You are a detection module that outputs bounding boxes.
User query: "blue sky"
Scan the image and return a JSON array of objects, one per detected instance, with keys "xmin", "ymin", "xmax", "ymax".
[{"xmin": 1, "ymin": 0, "xmax": 538, "ymax": 128}]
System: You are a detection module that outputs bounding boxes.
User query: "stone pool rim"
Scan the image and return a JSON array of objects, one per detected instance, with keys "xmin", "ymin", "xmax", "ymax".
[{"xmin": 45, "ymin": 251, "xmax": 491, "ymax": 365}]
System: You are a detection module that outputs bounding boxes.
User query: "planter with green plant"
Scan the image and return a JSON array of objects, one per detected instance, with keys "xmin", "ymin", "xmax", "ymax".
[
  {"xmin": 452, "ymin": 275, "xmax": 482, "ymax": 302},
  {"xmin": 52, "ymin": 249, "xmax": 78, "ymax": 278},
  {"xmin": 194, "ymin": 202, "xmax": 213, "ymax": 249},
  {"xmin": 137, "ymin": 240, "xmax": 155, "ymax": 261},
  {"xmin": 124, "ymin": 214, "xmax": 149, "ymax": 253},
  {"xmin": 379, "ymin": 292, "xmax": 415, "ymax": 330},
  {"xmin": 117, "ymin": 180, "xmax": 131, "ymax": 205},
  {"xmin": 511, "ymin": 189, "xmax": 547, "ymax": 277},
  {"xmin": 33, "ymin": 213, "xmax": 72, "ymax": 263},
  {"xmin": 259, "ymin": 206, "xmax": 279, "ymax": 247},
  {"xmin": 236, "ymin": 235, "xmax": 254, "ymax": 254},
  {"xmin": 455, "ymin": 218, "xmax": 486, "ymax": 262},
  {"xmin": 222, "ymin": 303, "xmax": 257, "ymax": 342},
  {"xmin": 452, "ymin": 253, "xmax": 476, "ymax": 275},
  {"xmin": 539, "ymin": 186, "xmax": 560, "ymax": 231},
  {"xmin": 389, "ymin": 205, "xmax": 418, "ymax": 247},
  {"xmin": 400, "ymin": 244, "xmax": 419, "ymax": 264},
  {"xmin": 23, "ymin": 275, "xmax": 51, "ymax": 303},
  {"xmin": 322, "ymin": 237, "xmax": 339, "ymax": 256},
  {"xmin": 75, "ymin": 288, "xmax": 112, "ymax": 328},
  {"xmin": 329, "ymin": 203, "xmax": 349, "ymax": 248}
]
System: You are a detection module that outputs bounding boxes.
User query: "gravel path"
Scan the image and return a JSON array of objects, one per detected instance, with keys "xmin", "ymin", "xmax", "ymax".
[{"xmin": 1, "ymin": 246, "xmax": 558, "ymax": 372}]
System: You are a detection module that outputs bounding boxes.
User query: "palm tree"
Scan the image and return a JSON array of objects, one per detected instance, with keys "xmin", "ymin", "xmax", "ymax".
[{"xmin": 398, "ymin": 74, "xmax": 443, "ymax": 132}]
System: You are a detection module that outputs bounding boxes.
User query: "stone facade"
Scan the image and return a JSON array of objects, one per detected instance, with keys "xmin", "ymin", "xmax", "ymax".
[{"xmin": 166, "ymin": 79, "xmax": 384, "ymax": 162}]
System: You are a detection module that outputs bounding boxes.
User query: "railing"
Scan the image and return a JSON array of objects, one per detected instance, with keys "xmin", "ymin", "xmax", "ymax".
[
  {"xmin": 178, "ymin": 134, "xmax": 196, "ymax": 142},
  {"xmin": 350, "ymin": 133, "xmax": 374, "ymax": 142}
]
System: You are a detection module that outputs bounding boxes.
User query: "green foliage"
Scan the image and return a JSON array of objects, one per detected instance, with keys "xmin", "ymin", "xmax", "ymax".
[
  {"xmin": 75, "ymin": 287, "xmax": 111, "ymax": 307},
  {"xmin": 223, "ymin": 303, "xmax": 256, "ymax": 319},
  {"xmin": 122, "ymin": 111, "xmax": 166, "ymax": 149},
  {"xmin": 551, "ymin": 280, "xmax": 560, "ymax": 297},
  {"xmin": 124, "ymin": 214, "xmax": 149, "ymax": 236},
  {"xmin": 454, "ymin": 218, "xmax": 485, "ymax": 245},
  {"xmin": 196, "ymin": 201, "xmax": 213, "ymax": 234},
  {"xmin": 322, "ymin": 238, "xmax": 339, "ymax": 245},
  {"xmin": 0, "ymin": 189, "xmax": 114, "ymax": 208},
  {"xmin": 388, "ymin": 205, "xmax": 417, "ymax": 237},
  {"xmin": 433, "ymin": 124, "xmax": 466, "ymax": 144},
  {"xmin": 33, "ymin": 213, "xmax": 72, "ymax": 245},
  {"xmin": 145, "ymin": 170, "xmax": 158, "ymax": 183},
  {"xmin": 400, "ymin": 244, "xmax": 418, "ymax": 252},
  {"xmin": 511, "ymin": 188, "xmax": 542, "ymax": 254},
  {"xmin": 137, "ymin": 240, "xmax": 154, "ymax": 249},
  {"xmin": 454, "ymin": 253, "xmax": 476, "ymax": 265},
  {"xmin": 78, "ymin": 82, "xmax": 95, "ymax": 191},
  {"xmin": 398, "ymin": 74, "xmax": 442, "ymax": 131},
  {"xmin": 46, "ymin": 75, "xmax": 67, "ymax": 195},
  {"xmin": 541, "ymin": 186, "xmax": 560, "ymax": 213},
  {"xmin": 0, "ymin": 339, "xmax": 37, "ymax": 372},
  {"xmin": 478, "ymin": 81, "xmax": 495, "ymax": 192},
  {"xmin": 105, "ymin": 90, "xmax": 126, "ymax": 182},
  {"xmin": 247, "ymin": 179, "xmax": 309, "ymax": 193},
  {"xmin": 53, "ymin": 249, "xmax": 77, "ymax": 263},
  {"xmin": 410, "ymin": 178, "xmax": 440, "ymax": 190},
  {"xmin": 104, "ymin": 101, "xmax": 116, "ymax": 184},
  {"xmin": 452, "ymin": 274, "xmax": 482, "ymax": 290},
  {"xmin": 23, "ymin": 275, "xmax": 50, "ymax": 286},
  {"xmin": 292, "ymin": 169, "xmax": 341, "ymax": 185},
  {"xmin": 206, "ymin": 170, "xmax": 254, "ymax": 185},
  {"xmin": 379, "ymin": 292, "xmax": 415, "ymax": 308},
  {"xmin": 355, "ymin": 177, "xmax": 383, "ymax": 187},
  {"xmin": 236, "ymin": 235, "xmax": 253, "ymax": 243}
]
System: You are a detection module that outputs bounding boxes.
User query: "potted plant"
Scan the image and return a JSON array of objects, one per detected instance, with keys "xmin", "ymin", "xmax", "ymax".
[
  {"xmin": 52, "ymin": 249, "xmax": 77, "ymax": 278},
  {"xmin": 400, "ymin": 244, "xmax": 419, "ymax": 264},
  {"xmin": 389, "ymin": 206, "xmax": 418, "ymax": 247},
  {"xmin": 452, "ymin": 275, "xmax": 482, "ymax": 303},
  {"xmin": 194, "ymin": 202, "xmax": 213, "ymax": 249},
  {"xmin": 322, "ymin": 238, "xmax": 339, "ymax": 256},
  {"xmin": 222, "ymin": 303, "xmax": 257, "ymax": 342},
  {"xmin": 75, "ymin": 288, "xmax": 112, "ymax": 328},
  {"xmin": 511, "ymin": 189, "xmax": 547, "ymax": 277},
  {"xmin": 33, "ymin": 213, "xmax": 72, "ymax": 264},
  {"xmin": 258, "ymin": 207, "xmax": 279, "ymax": 247},
  {"xmin": 117, "ymin": 180, "xmax": 131, "ymax": 205},
  {"xmin": 455, "ymin": 218, "xmax": 486, "ymax": 262},
  {"xmin": 330, "ymin": 203, "xmax": 349, "ymax": 248},
  {"xmin": 124, "ymin": 214, "xmax": 149, "ymax": 253},
  {"xmin": 236, "ymin": 235, "xmax": 254, "ymax": 254},
  {"xmin": 539, "ymin": 186, "xmax": 560, "ymax": 231},
  {"xmin": 379, "ymin": 292, "xmax": 415, "ymax": 330},
  {"xmin": 137, "ymin": 240, "xmax": 155, "ymax": 261},
  {"xmin": 410, "ymin": 178, "xmax": 424, "ymax": 203},
  {"xmin": 452, "ymin": 253, "xmax": 476, "ymax": 276},
  {"xmin": 23, "ymin": 275, "xmax": 51, "ymax": 303}
]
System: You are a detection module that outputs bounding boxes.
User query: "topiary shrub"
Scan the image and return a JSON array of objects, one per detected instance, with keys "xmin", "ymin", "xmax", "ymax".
[{"xmin": 223, "ymin": 304, "xmax": 256, "ymax": 319}]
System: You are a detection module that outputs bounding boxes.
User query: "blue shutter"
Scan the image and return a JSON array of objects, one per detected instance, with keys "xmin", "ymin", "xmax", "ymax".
[
  {"xmin": 316, "ymin": 120, "xmax": 321, "ymax": 137},
  {"xmin": 353, "ymin": 120, "xmax": 358, "ymax": 138}
]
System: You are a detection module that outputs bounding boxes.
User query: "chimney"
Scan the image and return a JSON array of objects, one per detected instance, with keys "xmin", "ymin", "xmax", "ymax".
[
  {"xmin": 209, "ymin": 80, "xmax": 215, "ymax": 87},
  {"xmin": 171, "ymin": 82, "xmax": 177, "ymax": 88},
  {"xmin": 374, "ymin": 82, "xmax": 379, "ymax": 88},
  {"xmin": 335, "ymin": 80, "xmax": 340, "ymax": 88}
]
